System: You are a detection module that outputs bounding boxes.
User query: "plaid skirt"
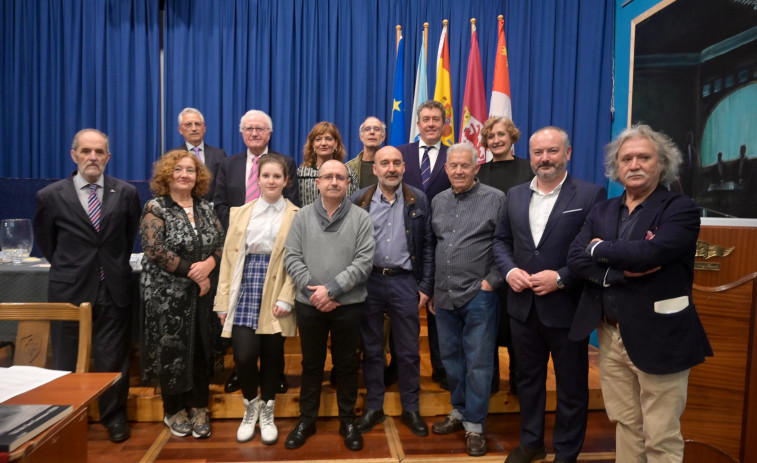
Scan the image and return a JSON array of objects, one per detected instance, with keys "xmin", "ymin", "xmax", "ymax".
[{"xmin": 233, "ymin": 253, "xmax": 271, "ymax": 329}]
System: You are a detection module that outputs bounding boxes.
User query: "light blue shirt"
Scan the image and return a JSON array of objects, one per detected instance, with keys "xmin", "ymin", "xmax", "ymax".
[{"xmin": 370, "ymin": 186, "xmax": 411, "ymax": 270}]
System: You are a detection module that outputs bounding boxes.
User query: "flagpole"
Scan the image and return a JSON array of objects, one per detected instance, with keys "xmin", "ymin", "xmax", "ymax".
[
  {"xmin": 423, "ymin": 22, "xmax": 428, "ymax": 66},
  {"xmin": 396, "ymin": 25, "xmax": 401, "ymax": 56},
  {"xmin": 470, "ymin": 17, "xmax": 475, "ymax": 34}
]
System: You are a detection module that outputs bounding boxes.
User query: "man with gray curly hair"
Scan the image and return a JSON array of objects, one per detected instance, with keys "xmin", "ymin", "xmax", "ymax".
[{"xmin": 567, "ymin": 124, "xmax": 712, "ymax": 462}]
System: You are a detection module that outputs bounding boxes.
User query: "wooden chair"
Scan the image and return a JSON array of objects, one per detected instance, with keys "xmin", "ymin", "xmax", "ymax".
[{"xmin": 0, "ymin": 302, "xmax": 92, "ymax": 373}]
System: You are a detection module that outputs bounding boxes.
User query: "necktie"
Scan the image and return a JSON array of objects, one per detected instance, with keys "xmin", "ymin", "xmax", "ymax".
[
  {"xmin": 87, "ymin": 184, "xmax": 105, "ymax": 280},
  {"xmin": 420, "ymin": 146, "xmax": 432, "ymax": 191},
  {"xmin": 245, "ymin": 156, "xmax": 260, "ymax": 203},
  {"xmin": 87, "ymin": 184, "xmax": 101, "ymax": 231},
  {"xmin": 192, "ymin": 146, "xmax": 203, "ymax": 164}
]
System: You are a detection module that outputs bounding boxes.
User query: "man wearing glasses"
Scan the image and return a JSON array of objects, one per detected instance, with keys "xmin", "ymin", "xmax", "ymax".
[
  {"xmin": 345, "ymin": 117, "xmax": 386, "ymax": 189},
  {"xmin": 214, "ymin": 109, "xmax": 299, "ymax": 228},
  {"xmin": 173, "ymin": 107, "xmax": 227, "ymax": 201},
  {"xmin": 284, "ymin": 160, "xmax": 374, "ymax": 451}
]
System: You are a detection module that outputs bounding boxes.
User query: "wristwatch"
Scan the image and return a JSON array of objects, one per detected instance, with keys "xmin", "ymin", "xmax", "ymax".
[{"xmin": 556, "ymin": 275, "xmax": 565, "ymax": 290}]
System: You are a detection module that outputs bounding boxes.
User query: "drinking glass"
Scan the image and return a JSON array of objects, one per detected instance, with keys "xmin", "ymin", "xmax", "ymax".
[{"xmin": 0, "ymin": 219, "xmax": 34, "ymax": 264}]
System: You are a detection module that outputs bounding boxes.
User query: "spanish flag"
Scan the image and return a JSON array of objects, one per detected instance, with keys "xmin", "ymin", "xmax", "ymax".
[{"xmin": 433, "ymin": 20, "xmax": 454, "ymax": 146}]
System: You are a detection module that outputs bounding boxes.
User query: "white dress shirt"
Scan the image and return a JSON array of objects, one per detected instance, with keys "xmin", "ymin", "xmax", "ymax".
[
  {"xmin": 418, "ymin": 140, "xmax": 442, "ymax": 172},
  {"xmin": 528, "ymin": 173, "xmax": 567, "ymax": 246}
]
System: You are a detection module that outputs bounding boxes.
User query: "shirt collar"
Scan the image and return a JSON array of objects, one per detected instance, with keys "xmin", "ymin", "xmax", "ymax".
[
  {"xmin": 418, "ymin": 139, "xmax": 442, "ymax": 152},
  {"xmin": 452, "ymin": 179, "xmax": 480, "ymax": 198},
  {"xmin": 529, "ymin": 172, "xmax": 567, "ymax": 196},
  {"xmin": 372, "ymin": 184, "xmax": 403, "ymax": 204},
  {"xmin": 247, "ymin": 147, "xmax": 269, "ymax": 159},
  {"xmin": 74, "ymin": 172, "xmax": 104, "ymax": 189},
  {"xmin": 253, "ymin": 195, "xmax": 286, "ymax": 213},
  {"xmin": 185, "ymin": 141, "xmax": 205, "ymax": 152}
]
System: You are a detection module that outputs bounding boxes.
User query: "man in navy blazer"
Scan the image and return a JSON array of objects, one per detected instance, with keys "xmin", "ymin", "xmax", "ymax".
[
  {"xmin": 567, "ymin": 125, "xmax": 712, "ymax": 462},
  {"xmin": 172, "ymin": 107, "xmax": 226, "ymax": 201},
  {"xmin": 396, "ymin": 99, "xmax": 451, "ymax": 389},
  {"xmin": 493, "ymin": 127, "xmax": 605, "ymax": 463},
  {"xmin": 34, "ymin": 129, "xmax": 141, "ymax": 443},
  {"xmin": 213, "ymin": 109, "xmax": 299, "ymax": 228}
]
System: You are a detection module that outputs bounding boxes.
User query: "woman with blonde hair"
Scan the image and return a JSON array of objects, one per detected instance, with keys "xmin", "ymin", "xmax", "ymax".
[
  {"xmin": 214, "ymin": 154, "xmax": 299, "ymax": 445},
  {"xmin": 297, "ymin": 121, "xmax": 357, "ymax": 205}
]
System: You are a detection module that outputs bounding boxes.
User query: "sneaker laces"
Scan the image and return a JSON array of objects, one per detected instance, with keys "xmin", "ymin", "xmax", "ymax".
[
  {"xmin": 241, "ymin": 401, "xmax": 257, "ymax": 425},
  {"xmin": 260, "ymin": 402, "xmax": 274, "ymax": 426}
]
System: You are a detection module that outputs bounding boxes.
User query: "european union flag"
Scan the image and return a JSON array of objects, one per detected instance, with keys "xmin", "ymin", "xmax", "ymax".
[{"xmin": 389, "ymin": 34, "xmax": 405, "ymax": 146}]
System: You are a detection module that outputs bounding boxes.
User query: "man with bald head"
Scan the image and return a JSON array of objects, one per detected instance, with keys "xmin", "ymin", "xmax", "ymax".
[
  {"xmin": 351, "ymin": 146, "xmax": 433, "ymax": 437},
  {"xmin": 346, "ymin": 116, "xmax": 387, "ymax": 188},
  {"xmin": 284, "ymin": 160, "xmax": 375, "ymax": 451}
]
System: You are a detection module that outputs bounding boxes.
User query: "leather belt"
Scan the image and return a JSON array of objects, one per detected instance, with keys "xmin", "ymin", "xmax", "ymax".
[
  {"xmin": 603, "ymin": 315, "xmax": 619, "ymax": 328},
  {"xmin": 372, "ymin": 266, "xmax": 411, "ymax": 276}
]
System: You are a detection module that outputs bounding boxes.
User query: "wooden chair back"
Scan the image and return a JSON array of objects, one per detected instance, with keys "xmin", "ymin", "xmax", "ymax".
[{"xmin": 0, "ymin": 302, "xmax": 92, "ymax": 373}]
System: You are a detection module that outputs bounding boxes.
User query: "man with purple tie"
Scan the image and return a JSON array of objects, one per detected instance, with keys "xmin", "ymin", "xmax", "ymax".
[{"xmin": 397, "ymin": 99, "xmax": 451, "ymax": 390}]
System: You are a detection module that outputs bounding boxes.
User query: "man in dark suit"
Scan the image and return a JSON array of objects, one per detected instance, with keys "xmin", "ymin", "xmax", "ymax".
[
  {"xmin": 33, "ymin": 128, "xmax": 141, "ymax": 443},
  {"xmin": 397, "ymin": 99, "xmax": 450, "ymax": 389},
  {"xmin": 567, "ymin": 124, "xmax": 712, "ymax": 462},
  {"xmin": 172, "ymin": 107, "xmax": 226, "ymax": 201},
  {"xmin": 493, "ymin": 127, "xmax": 606, "ymax": 463},
  {"xmin": 212, "ymin": 109, "xmax": 299, "ymax": 393},
  {"xmin": 213, "ymin": 109, "xmax": 299, "ymax": 228}
]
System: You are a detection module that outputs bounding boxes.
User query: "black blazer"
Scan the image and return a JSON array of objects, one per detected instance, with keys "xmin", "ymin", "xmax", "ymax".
[
  {"xmin": 213, "ymin": 150, "xmax": 299, "ymax": 228},
  {"xmin": 171, "ymin": 142, "xmax": 227, "ymax": 201},
  {"xmin": 567, "ymin": 187, "xmax": 713, "ymax": 374},
  {"xmin": 398, "ymin": 142, "xmax": 451, "ymax": 201},
  {"xmin": 493, "ymin": 175, "xmax": 606, "ymax": 328},
  {"xmin": 33, "ymin": 173, "xmax": 141, "ymax": 307}
]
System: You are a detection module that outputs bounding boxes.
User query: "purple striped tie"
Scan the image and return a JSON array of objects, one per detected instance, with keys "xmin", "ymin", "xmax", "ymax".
[
  {"xmin": 192, "ymin": 146, "xmax": 203, "ymax": 164},
  {"xmin": 87, "ymin": 184, "xmax": 101, "ymax": 231},
  {"xmin": 245, "ymin": 155, "xmax": 260, "ymax": 203},
  {"xmin": 420, "ymin": 146, "xmax": 432, "ymax": 191}
]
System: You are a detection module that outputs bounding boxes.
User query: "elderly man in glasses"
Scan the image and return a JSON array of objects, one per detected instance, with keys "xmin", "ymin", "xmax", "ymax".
[
  {"xmin": 346, "ymin": 116, "xmax": 387, "ymax": 189},
  {"xmin": 284, "ymin": 160, "xmax": 375, "ymax": 452}
]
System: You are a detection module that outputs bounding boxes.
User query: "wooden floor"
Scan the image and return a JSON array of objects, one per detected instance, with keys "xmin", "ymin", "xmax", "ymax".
[{"xmin": 88, "ymin": 411, "xmax": 616, "ymax": 462}]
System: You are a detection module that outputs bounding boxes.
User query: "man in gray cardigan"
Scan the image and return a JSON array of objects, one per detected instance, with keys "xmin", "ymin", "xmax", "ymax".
[{"xmin": 284, "ymin": 160, "xmax": 375, "ymax": 452}]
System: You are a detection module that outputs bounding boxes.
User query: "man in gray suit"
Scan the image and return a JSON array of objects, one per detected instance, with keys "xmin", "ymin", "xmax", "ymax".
[{"xmin": 173, "ymin": 107, "xmax": 226, "ymax": 201}]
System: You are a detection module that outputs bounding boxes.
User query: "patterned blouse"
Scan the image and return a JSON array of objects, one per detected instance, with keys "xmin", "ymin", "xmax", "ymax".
[
  {"xmin": 139, "ymin": 195, "xmax": 224, "ymax": 394},
  {"xmin": 296, "ymin": 164, "xmax": 358, "ymax": 206}
]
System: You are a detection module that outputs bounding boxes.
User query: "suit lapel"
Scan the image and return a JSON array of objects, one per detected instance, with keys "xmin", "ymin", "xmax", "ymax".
[
  {"xmin": 59, "ymin": 176, "xmax": 96, "ymax": 229},
  {"xmin": 100, "ymin": 176, "xmax": 119, "ymax": 230},
  {"xmin": 404, "ymin": 143, "xmax": 422, "ymax": 184},
  {"xmin": 630, "ymin": 187, "xmax": 668, "ymax": 240},
  {"xmin": 537, "ymin": 176, "xmax": 576, "ymax": 247},
  {"xmin": 512, "ymin": 185, "xmax": 534, "ymax": 247},
  {"xmin": 428, "ymin": 145, "xmax": 447, "ymax": 188}
]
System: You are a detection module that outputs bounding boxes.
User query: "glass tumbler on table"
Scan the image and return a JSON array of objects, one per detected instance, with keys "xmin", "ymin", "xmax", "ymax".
[{"xmin": 0, "ymin": 219, "xmax": 34, "ymax": 264}]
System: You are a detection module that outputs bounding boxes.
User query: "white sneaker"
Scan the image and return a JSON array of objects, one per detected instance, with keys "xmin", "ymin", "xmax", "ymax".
[
  {"xmin": 259, "ymin": 399, "xmax": 278, "ymax": 445},
  {"xmin": 236, "ymin": 396, "xmax": 261, "ymax": 443}
]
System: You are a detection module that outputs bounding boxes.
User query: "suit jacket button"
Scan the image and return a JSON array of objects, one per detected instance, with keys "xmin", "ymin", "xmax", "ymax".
[{"xmin": 534, "ymin": 250, "xmax": 540, "ymax": 255}]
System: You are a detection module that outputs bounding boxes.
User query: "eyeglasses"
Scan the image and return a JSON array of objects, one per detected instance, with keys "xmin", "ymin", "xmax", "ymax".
[
  {"xmin": 181, "ymin": 122, "xmax": 204, "ymax": 128},
  {"xmin": 243, "ymin": 126, "xmax": 270, "ymax": 134},
  {"xmin": 361, "ymin": 126, "xmax": 383, "ymax": 133},
  {"xmin": 319, "ymin": 174, "xmax": 348, "ymax": 182}
]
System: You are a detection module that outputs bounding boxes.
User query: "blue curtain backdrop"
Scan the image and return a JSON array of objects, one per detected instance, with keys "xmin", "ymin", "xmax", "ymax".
[
  {"xmin": 0, "ymin": 0, "xmax": 160, "ymax": 181},
  {"xmin": 164, "ymin": 0, "xmax": 614, "ymax": 184},
  {"xmin": 2, "ymin": 0, "xmax": 613, "ymax": 185}
]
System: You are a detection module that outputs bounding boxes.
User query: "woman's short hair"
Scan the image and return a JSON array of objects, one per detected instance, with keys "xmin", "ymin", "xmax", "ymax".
[
  {"xmin": 150, "ymin": 150, "xmax": 211, "ymax": 198},
  {"xmin": 302, "ymin": 122, "xmax": 346, "ymax": 167},
  {"xmin": 480, "ymin": 116, "xmax": 521, "ymax": 150}
]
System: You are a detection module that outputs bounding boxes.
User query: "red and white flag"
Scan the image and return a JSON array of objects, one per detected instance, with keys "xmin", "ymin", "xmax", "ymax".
[
  {"xmin": 489, "ymin": 15, "xmax": 512, "ymax": 121},
  {"xmin": 460, "ymin": 20, "xmax": 487, "ymax": 164}
]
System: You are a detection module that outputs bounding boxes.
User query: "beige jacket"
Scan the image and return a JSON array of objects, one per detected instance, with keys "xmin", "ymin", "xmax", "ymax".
[{"xmin": 213, "ymin": 199, "xmax": 299, "ymax": 337}]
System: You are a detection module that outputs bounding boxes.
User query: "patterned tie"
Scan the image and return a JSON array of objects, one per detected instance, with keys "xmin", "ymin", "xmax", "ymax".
[
  {"xmin": 245, "ymin": 155, "xmax": 260, "ymax": 203},
  {"xmin": 420, "ymin": 145, "xmax": 432, "ymax": 191},
  {"xmin": 192, "ymin": 146, "xmax": 203, "ymax": 164},
  {"xmin": 87, "ymin": 184, "xmax": 105, "ymax": 280},
  {"xmin": 87, "ymin": 184, "xmax": 101, "ymax": 231}
]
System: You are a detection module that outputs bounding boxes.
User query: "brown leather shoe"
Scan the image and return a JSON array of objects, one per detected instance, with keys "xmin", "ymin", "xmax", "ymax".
[
  {"xmin": 466, "ymin": 431, "xmax": 487, "ymax": 456},
  {"xmin": 431, "ymin": 414, "xmax": 463, "ymax": 434}
]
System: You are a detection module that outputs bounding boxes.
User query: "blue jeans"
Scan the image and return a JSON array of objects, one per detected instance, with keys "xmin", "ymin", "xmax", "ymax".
[{"xmin": 435, "ymin": 288, "xmax": 499, "ymax": 433}]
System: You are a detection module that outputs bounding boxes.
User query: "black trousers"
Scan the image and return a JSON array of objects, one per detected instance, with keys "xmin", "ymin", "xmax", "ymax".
[
  {"xmin": 52, "ymin": 282, "xmax": 130, "ymax": 427},
  {"xmin": 295, "ymin": 301, "xmax": 362, "ymax": 422},
  {"xmin": 232, "ymin": 325, "xmax": 284, "ymax": 402}
]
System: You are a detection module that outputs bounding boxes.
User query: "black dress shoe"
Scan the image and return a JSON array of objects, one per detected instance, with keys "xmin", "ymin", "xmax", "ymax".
[
  {"xmin": 285, "ymin": 420, "xmax": 316, "ymax": 449},
  {"xmin": 339, "ymin": 419, "xmax": 363, "ymax": 451},
  {"xmin": 224, "ymin": 370, "xmax": 241, "ymax": 393},
  {"xmin": 279, "ymin": 373, "xmax": 288, "ymax": 393},
  {"xmin": 504, "ymin": 443, "xmax": 547, "ymax": 463},
  {"xmin": 356, "ymin": 408, "xmax": 386, "ymax": 432},
  {"xmin": 400, "ymin": 410, "xmax": 428, "ymax": 436},
  {"xmin": 107, "ymin": 421, "xmax": 131, "ymax": 443}
]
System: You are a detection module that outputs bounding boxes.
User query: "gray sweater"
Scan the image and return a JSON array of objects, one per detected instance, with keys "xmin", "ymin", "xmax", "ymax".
[{"xmin": 284, "ymin": 195, "xmax": 375, "ymax": 305}]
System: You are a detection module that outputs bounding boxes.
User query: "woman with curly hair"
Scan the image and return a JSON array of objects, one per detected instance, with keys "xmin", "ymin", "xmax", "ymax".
[
  {"xmin": 140, "ymin": 150, "xmax": 224, "ymax": 439},
  {"xmin": 297, "ymin": 121, "xmax": 358, "ymax": 205}
]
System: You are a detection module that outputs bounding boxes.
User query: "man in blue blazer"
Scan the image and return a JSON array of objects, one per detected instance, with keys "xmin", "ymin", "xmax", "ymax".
[
  {"xmin": 493, "ymin": 127, "xmax": 606, "ymax": 463},
  {"xmin": 567, "ymin": 125, "xmax": 712, "ymax": 462},
  {"xmin": 397, "ymin": 100, "xmax": 450, "ymax": 389},
  {"xmin": 34, "ymin": 129, "xmax": 141, "ymax": 443},
  {"xmin": 172, "ymin": 108, "xmax": 227, "ymax": 201},
  {"xmin": 213, "ymin": 109, "xmax": 299, "ymax": 228}
]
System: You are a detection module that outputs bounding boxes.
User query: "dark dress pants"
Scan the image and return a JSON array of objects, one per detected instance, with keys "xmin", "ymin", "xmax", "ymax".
[
  {"xmin": 510, "ymin": 307, "xmax": 589, "ymax": 461},
  {"xmin": 361, "ymin": 272, "xmax": 420, "ymax": 411},
  {"xmin": 295, "ymin": 301, "xmax": 362, "ymax": 422},
  {"xmin": 52, "ymin": 282, "xmax": 131, "ymax": 427}
]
